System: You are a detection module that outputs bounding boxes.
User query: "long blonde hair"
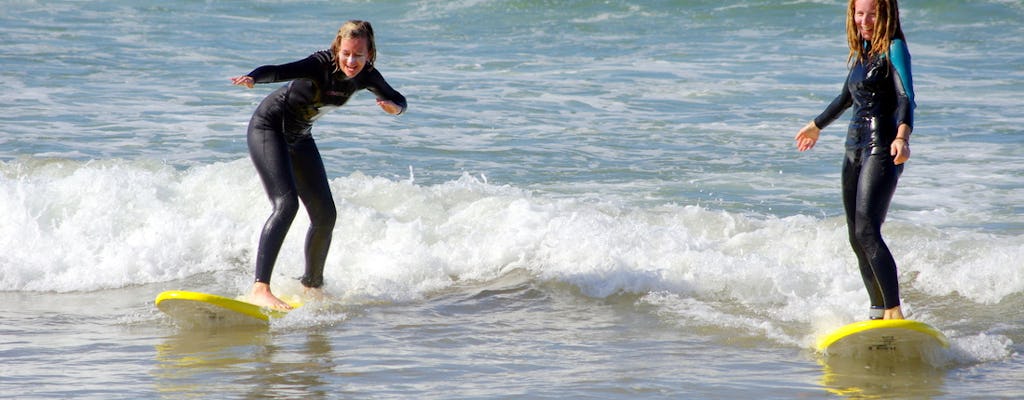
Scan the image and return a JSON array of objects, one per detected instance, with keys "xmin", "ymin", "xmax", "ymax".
[
  {"xmin": 846, "ymin": 0, "xmax": 905, "ymax": 63},
  {"xmin": 330, "ymin": 20, "xmax": 376, "ymax": 71}
]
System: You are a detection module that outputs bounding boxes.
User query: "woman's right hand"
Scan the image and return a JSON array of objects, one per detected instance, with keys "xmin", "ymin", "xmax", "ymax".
[
  {"xmin": 794, "ymin": 121, "xmax": 821, "ymax": 152},
  {"xmin": 231, "ymin": 75, "xmax": 255, "ymax": 88}
]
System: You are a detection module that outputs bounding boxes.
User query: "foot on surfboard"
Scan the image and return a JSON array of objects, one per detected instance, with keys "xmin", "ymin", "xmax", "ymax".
[
  {"xmin": 869, "ymin": 305, "xmax": 905, "ymax": 320},
  {"xmin": 250, "ymin": 283, "xmax": 294, "ymax": 311},
  {"xmin": 883, "ymin": 305, "xmax": 905, "ymax": 320}
]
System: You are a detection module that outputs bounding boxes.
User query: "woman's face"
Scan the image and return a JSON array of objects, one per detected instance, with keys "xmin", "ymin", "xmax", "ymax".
[
  {"xmin": 854, "ymin": 0, "xmax": 878, "ymax": 41},
  {"xmin": 338, "ymin": 37, "xmax": 369, "ymax": 77}
]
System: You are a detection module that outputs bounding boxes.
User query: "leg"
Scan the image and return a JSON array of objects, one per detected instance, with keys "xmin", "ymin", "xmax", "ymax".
[
  {"xmin": 853, "ymin": 152, "xmax": 903, "ymax": 313},
  {"xmin": 246, "ymin": 116, "xmax": 299, "ymax": 309},
  {"xmin": 842, "ymin": 151, "xmax": 885, "ymax": 310},
  {"xmin": 288, "ymin": 136, "xmax": 337, "ymax": 289}
]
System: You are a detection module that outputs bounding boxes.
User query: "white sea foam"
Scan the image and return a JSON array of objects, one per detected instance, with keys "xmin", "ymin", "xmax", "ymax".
[{"xmin": 3, "ymin": 160, "xmax": 1020, "ymax": 322}]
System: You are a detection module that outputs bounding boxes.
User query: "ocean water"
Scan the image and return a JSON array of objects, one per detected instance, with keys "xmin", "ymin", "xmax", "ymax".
[{"xmin": 2, "ymin": 0, "xmax": 1023, "ymax": 398}]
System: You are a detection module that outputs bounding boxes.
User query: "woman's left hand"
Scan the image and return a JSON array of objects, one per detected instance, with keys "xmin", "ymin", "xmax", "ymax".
[
  {"xmin": 891, "ymin": 124, "xmax": 912, "ymax": 165},
  {"xmin": 377, "ymin": 99, "xmax": 404, "ymax": 115},
  {"xmin": 891, "ymin": 139, "xmax": 910, "ymax": 165}
]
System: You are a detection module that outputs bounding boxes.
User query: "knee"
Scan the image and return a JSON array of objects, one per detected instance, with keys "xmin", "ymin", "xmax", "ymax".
[
  {"xmin": 320, "ymin": 206, "xmax": 338, "ymax": 229},
  {"xmin": 271, "ymin": 194, "xmax": 301, "ymax": 219},
  {"xmin": 853, "ymin": 221, "xmax": 882, "ymax": 247},
  {"xmin": 310, "ymin": 201, "xmax": 337, "ymax": 229}
]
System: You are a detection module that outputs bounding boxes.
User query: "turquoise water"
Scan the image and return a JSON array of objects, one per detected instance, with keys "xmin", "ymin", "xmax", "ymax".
[{"xmin": 2, "ymin": 0, "xmax": 1023, "ymax": 398}]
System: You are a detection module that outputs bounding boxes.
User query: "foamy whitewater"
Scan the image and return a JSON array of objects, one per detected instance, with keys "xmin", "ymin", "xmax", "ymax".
[{"xmin": 2, "ymin": 1, "xmax": 1022, "ymax": 398}]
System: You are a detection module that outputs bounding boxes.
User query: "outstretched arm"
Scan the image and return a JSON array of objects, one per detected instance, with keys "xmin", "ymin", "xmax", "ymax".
[
  {"xmin": 797, "ymin": 77, "xmax": 852, "ymax": 152},
  {"xmin": 231, "ymin": 52, "xmax": 327, "ymax": 89},
  {"xmin": 364, "ymin": 68, "xmax": 407, "ymax": 115}
]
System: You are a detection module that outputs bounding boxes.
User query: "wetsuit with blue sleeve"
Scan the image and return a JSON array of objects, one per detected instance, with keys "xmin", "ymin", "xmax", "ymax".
[
  {"xmin": 245, "ymin": 50, "xmax": 406, "ymax": 288},
  {"xmin": 812, "ymin": 38, "xmax": 915, "ymax": 311}
]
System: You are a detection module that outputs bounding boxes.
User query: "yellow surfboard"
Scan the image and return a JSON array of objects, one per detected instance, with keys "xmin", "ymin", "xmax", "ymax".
[
  {"xmin": 155, "ymin": 290, "xmax": 299, "ymax": 327},
  {"xmin": 817, "ymin": 319, "xmax": 949, "ymax": 357}
]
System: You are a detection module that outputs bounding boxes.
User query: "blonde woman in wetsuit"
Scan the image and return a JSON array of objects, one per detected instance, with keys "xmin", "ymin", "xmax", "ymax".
[
  {"xmin": 231, "ymin": 20, "xmax": 406, "ymax": 310},
  {"xmin": 794, "ymin": 0, "xmax": 914, "ymax": 320}
]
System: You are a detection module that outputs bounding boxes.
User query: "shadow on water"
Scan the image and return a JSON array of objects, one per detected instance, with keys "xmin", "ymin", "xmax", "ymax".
[
  {"xmin": 153, "ymin": 326, "xmax": 340, "ymax": 399},
  {"xmin": 817, "ymin": 352, "xmax": 947, "ymax": 398}
]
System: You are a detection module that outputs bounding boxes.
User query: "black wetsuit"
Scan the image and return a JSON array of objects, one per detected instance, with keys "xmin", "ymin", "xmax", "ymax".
[
  {"xmin": 245, "ymin": 50, "xmax": 406, "ymax": 288},
  {"xmin": 813, "ymin": 39, "xmax": 915, "ymax": 310}
]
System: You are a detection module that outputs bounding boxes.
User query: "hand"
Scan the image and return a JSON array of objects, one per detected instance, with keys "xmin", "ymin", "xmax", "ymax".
[
  {"xmin": 891, "ymin": 138, "xmax": 910, "ymax": 165},
  {"xmin": 231, "ymin": 75, "xmax": 255, "ymax": 88},
  {"xmin": 794, "ymin": 121, "xmax": 820, "ymax": 152},
  {"xmin": 891, "ymin": 124, "xmax": 912, "ymax": 165},
  {"xmin": 377, "ymin": 99, "xmax": 404, "ymax": 115}
]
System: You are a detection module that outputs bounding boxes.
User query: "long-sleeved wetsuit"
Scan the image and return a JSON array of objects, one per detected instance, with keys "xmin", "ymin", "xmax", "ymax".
[
  {"xmin": 813, "ymin": 39, "xmax": 915, "ymax": 310},
  {"xmin": 245, "ymin": 50, "xmax": 406, "ymax": 288}
]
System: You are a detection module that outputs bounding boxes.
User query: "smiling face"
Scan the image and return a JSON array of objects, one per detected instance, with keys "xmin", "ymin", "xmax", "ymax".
[
  {"xmin": 853, "ymin": 0, "xmax": 877, "ymax": 41},
  {"xmin": 845, "ymin": 0, "xmax": 902, "ymax": 62},
  {"xmin": 337, "ymin": 37, "xmax": 369, "ymax": 77}
]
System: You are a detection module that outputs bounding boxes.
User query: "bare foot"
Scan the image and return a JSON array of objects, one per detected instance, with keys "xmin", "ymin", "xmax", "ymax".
[
  {"xmin": 250, "ymin": 282, "xmax": 293, "ymax": 311},
  {"xmin": 883, "ymin": 305, "xmax": 904, "ymax": 320}
]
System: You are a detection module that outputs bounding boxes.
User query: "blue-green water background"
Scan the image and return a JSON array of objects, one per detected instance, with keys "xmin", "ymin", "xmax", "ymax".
[{"xmin": 2, "ymin": 0, "xmax": 1022, "ymax": 398}]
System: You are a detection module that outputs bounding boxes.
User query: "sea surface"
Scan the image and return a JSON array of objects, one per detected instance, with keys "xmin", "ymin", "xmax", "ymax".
[{"xmin": 2, "ymin": 0, "xmax": 1023, "ymax": 398}]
